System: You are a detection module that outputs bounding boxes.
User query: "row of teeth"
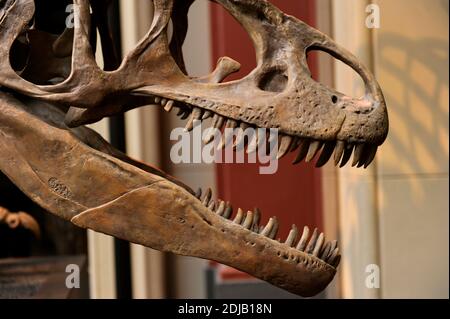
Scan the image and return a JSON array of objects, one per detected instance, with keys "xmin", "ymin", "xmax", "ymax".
[
  {"xmin": 195, "ymin": 188, "xmax": 341, "ymax": 268},
  {"xmin": 155, "ymin": 97, "xmax": 378, "ymax": 168}
]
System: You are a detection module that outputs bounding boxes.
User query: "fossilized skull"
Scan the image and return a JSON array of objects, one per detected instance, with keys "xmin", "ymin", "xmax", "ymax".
[{"xmin": 0, "ymin": 0, "xmax": 388, "ymax": 297}]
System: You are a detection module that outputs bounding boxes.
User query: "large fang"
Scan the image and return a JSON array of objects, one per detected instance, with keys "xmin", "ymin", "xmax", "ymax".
[
  {"xmin": 334, "ymin": 141, "xmax": 345, "ymax": 166},
  {"xmin": 340, "ymin": 144, "xmax": 354, "ymax": 167},
  {"xmin": 364, "ymin": 145, "xmax": 378, "ymax": 168}
]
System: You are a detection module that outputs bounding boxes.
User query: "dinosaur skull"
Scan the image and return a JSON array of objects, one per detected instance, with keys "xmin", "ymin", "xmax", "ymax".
[{"xmin": 0, "ymin": 0, "xmax": 388, "ymax": 297}]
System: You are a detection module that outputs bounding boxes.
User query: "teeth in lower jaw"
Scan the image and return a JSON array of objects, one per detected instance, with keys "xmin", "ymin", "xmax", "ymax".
[
  {"xmin": 201, "ymin": 188, "xmax": 212, "ymax": 206},
  {"xmin": 233, "ymin": 208, "xmax": 244, "ymax": 224},
  {"xmin": 285, "ymin": 224, "xmax": 299, "ymax": 247},
  {"xmin": 268, "ymin": 217, "xmax": 279, "ymax": 239},
  {"xmin": 305, "ymin": 228, "xmax": 319, "ymax": 254},
  {"xmin": 251, "ymin": 208, "xmax": 261, "ymax": 232},
  {"xmin": 208, "ymin": 200, "xmax": 216, "ymax": 211},
  {"xmin": 352, "ymin": 144, "xmax": 365, "ymax": 167},
  {"xmin": 327, "ymin": 248, "xmax": 340, "ymax": 266},
  {"xmin": 260, "ymin": 217, "xmax": 275, "ymax": 237},
  {"xmin": 296, "ymin": 226, "xmax": 310, "ymax": 251},
  {"xmin": 312, "ymin": 232, "xmax": 325, "ymax": 257},
  {"xmin": 223, "ymin": 204, "xmax": 233, "ymax": 219},
  {"xmin": 277, "ymin": 135, "xmax": 293, "ymax": 159},
  {"xmin": 242, "ymin": 211, "xmax": 254, "ymax": 229},
  {"xmin": 195, "ymin": 188, "xmax": 202, "ymax": 199},
  {"xmin": 215, "ymin": 201, "xmax": 225, "ymax": 216},
  {"xmin": 319, "ymin": 241, "xmax": 332, "ymax": 260}
]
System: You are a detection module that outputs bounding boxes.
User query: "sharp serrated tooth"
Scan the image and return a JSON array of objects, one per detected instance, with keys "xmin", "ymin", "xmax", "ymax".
[
  {"xmin": 218, "ymin": 119, "xmax": 238, "ymax": 150},
  {"xmin": 195, "ymin": 188, "xmax": 202, "ymax": 199},
  {"xmin": 207, "ymin": 200, "xmax": 216, "ymax": 211},
  {"xmin": 215, "ymin": 201, "xmax": 225, "ymax": 216},
  {"xmin": 285, "ymin": 225, "xmax": 298, "ymax": 247},
  {"xmin": 340, "ymin": 144, "xmax": 354, "ymax": 167},
  {"xmin": 202, "ymin": 110, "xmax": 213, "ymax": 120},
  {"xmin": 234, "ymin": 123, "xmax": 249, "ymax": 150},
  {"xmin": 312, "ymin": 233, "xmax": 324, "ymax": 257},
  {"xmin": 277, "ymin": 135, "xmax": 293, "ymax": 159},
  {"xmin": 364, "ymin": 145, "xmax": 378, "ymax": 168},
  {"xmin": 357, "ymin": 144, "xmax": 372, "ymax": 168},
  {"xmin": 180, "ymin": 109, "xmax": 191, "ymax": 120},
  {"xmin": 242, "ymin": 211, "xmax": 254, "ymax": 229},
  {"xmin": 164, "ymin": 100, "xmax": 175, "ymax": 112},
  {"xmin": 185, "ymin": 108, "xmax": 203, "ymax": 131},
  {"xmin": 290, "ymin": 137, "xmax": 301, "ymax": 152},
  {"xmin": 306, "ymin": 141, "xmax": 323, "ymax": 162},
  {"xmin": 251, "ymin": 208, "xmax": 261, "ymax": 232},
  {"xmin": 305, "ymin": 228, "xmax": 319, "ymax": 254},
  {"xmin": 202, "ymin": 188, "xmax": 212, "ymax": 206},
  {"xmin": 296, "ymin": 226, "xmax": 310, "ymax": 251},
  {"xmin": 316, "ymin": 142, "xmax": 336, "ymax": 167},
  {"xmin": 203, "ymin": 116, "xmax": 222, "ymax": 144},
  {"xmin": 334, "ymin": 141, "xmax": 345, "ymax": 166},
  {"xmin": 319, "ymin": 241, "xmax": 332, "ymax": 260},
  {"xmin": 211, "ymin": 114, "xmax": 225, "ymax": 129},
  {"xmin": 233, "ymin": 208, "xmax": 244, "ymax": 224},
  {"xmin": 260, "ymin": 217, "xmax": 275, "ymax": 237},
  {"xmin": 268, "ymin": 217, "xmax": 279, "ymax": 239},
  {"xmin": 293, "ymin": 139, "xmax": 310, "ymax": 164},
  {"xmin": 352, "ymin": 144, "xmax": 365, "ymax": 167}
]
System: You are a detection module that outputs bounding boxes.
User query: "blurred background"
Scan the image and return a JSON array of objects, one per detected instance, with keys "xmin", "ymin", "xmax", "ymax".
[{"xmin": 0, "ymin": 0, "xmax": 448, "ymax": 299}]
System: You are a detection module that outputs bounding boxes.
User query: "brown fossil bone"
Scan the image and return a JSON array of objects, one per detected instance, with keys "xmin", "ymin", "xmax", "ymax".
[{"xmin": 0, "ymin": 0, "xmax": 388, "ymax": 297}]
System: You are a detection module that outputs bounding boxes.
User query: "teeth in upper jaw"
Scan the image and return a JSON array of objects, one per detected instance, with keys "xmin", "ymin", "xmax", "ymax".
[
  {"xmin": 223, "ymin": 204, "xmax": 233, "ymax": 219},
  {"xmin": 246, "ymin": 130, "xmax": 259, "ymax": 154},
  {"xmin": 164, "ymin": 100, "xmax": 175, "ymax": 112},
  {"xmin": 202, "ymin": 110, "xmax": 213, "ymax": 120},
  {"xmin": 319, "ymin": 241, "xmax": 332, "ymax": 260},
  {"xmin": 364, "ymin": 145, "xmax": 378, "ymax": 168},
  {"xmin": 352, "ymin": 144, "xmax": 365, "ymax": 167},
  {"xmin": 277, "ymin": 135, "xmax": 293, "ymax": 159},
  {"xmin": 154, "ymin": 97, "xmax": 161, "ymax": 104},
  {"xmin": 305, "ymin": 141, "xmax": 323, "ymax": 162},
  {"xmin": 289, "ymin": 137, "xmax": 301, "ymax": 153},
  {"xmin": 185, "ymin": 107, "xmax": 203, "ymax": 132},
  {"xmin": 316, "ymin": 141, "xmax": 336, "ymax": 168},
  {"xmin": 160, "ymin": 98, "xmax": 168, "ymax": 106},
  {"xmin": 233, "ymin": 123, "xmax": 249, "ymax": 150},
  {"xmin": 217, "ymin": 119, "xmax": 238, "ymax": 150},
  {"xmin": 340, "ymin": 144, "xmax": 354, "ymax": 167},
  {"xmin": 285, "ymin": 224, "xmax": 298, "ymax": 247},
  {"xmin": 334, "ymin": 141, "xmax": 346, "ymax": 166},
  {"xmin": 203, "ymin": 114, "xmax": 225, "ymax": 144},
  {"xmin": 293, "ymin": 139, "xmax": 310, "ymax": 164}
]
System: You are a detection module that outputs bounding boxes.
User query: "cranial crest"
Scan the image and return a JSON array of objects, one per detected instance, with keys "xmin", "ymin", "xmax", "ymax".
[{"xmin": 0, "ymin": 0, "xmax": 388, "ymax": 297}]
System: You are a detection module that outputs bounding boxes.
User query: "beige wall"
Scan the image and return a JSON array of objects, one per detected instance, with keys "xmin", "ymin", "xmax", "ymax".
[
  {"xmin": 374, "ymin": 0, "xmax": 449, "ymax": 298},
  {"xmin": 332, "ymin": 0, "xmax": 448, "ymax": 299}
]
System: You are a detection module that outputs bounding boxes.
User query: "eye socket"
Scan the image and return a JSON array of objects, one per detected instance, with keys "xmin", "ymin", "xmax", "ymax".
[
  {"xmin": 332, "ymin": 95, "xmax": 338, "ymax": 104},
  {"xmin": 258, "ymin": 68, "xmax": 289, "ymax": 93}
]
